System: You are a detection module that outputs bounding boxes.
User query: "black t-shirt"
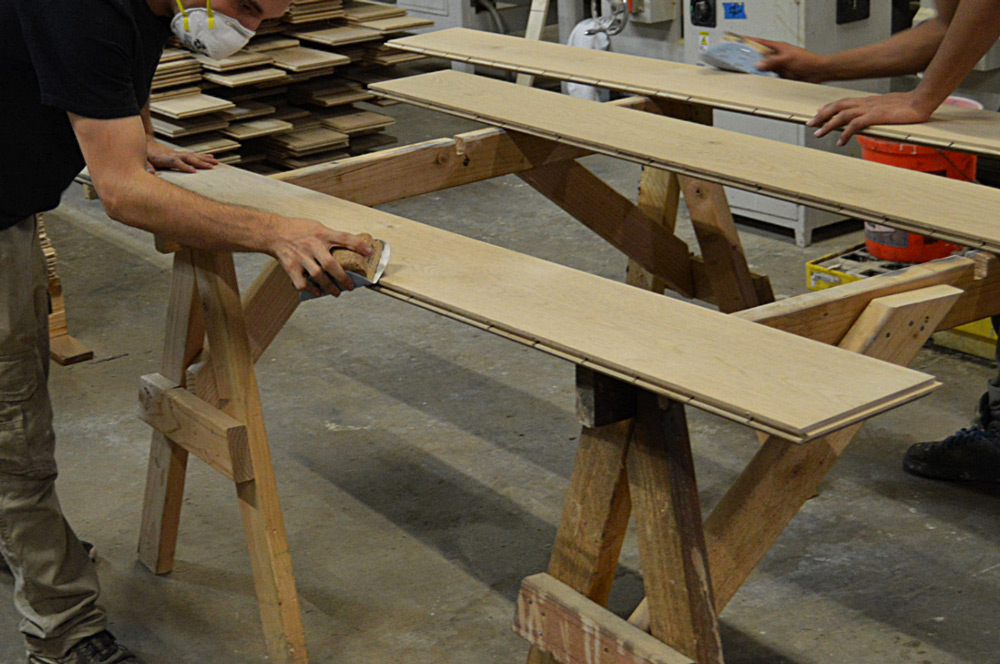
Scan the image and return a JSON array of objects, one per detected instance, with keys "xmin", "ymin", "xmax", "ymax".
[{"xmin": 0, "ymin": 0, "xmax": 172, "ymax": 229}]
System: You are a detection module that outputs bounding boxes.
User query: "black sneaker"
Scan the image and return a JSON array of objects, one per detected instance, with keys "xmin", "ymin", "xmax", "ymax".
[
  {"xmin": 903, "ymin": 425, "xmax": 1000, "ymax": 482},
  {"xmin": 27, "ymin": 631, "xmax": 144, "ymax": 664}
]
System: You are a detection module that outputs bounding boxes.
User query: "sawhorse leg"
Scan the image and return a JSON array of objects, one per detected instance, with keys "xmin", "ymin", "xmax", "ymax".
[
  {"xmin": 523, "ymin": 384, "xmax": 723, "ymax": 663},
  {"xmin": 627, "ymin": 284, "xmax": 962, "ymax": 631},
  {"xmin": 138, "ymin": 250, "xmax": 308, "ymax": 663}
]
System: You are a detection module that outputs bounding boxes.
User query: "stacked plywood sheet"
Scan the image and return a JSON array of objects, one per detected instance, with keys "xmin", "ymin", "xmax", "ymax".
[
  {"xmin": 152, "ymin": 48, "xmax": 202, "ymax": 90},
  {"xmin": 283, "ymin": 0, "xmax": 344, "ymax": 23},
  {"xmin": 146, "ymin": 0, "xmax": 428, "ymax": 173}
]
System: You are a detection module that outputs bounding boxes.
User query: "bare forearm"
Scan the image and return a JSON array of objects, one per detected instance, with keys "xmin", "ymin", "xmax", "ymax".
[
  {"xmin": 103, "ymin": 170, "xmax": 278, "ymax": 254},
  {"xmin": 913, "ymin": 0, "xmax": 1000, "ymax": 111},
  {"xmin": 140, "ymin": 101, "xmax": 155, "ymax": 139},
  {"xmin": 817, "ymin": 18, "xmax": 949, "ymax": 81}
]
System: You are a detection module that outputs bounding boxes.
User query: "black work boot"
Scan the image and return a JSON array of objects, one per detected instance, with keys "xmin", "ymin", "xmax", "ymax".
[
  {"xmin": 27, "ymin": 631, "xmax": 144, "ymax": 664},
  {"xmin": 903, "ymin": 422, "xmax": 1000, "ymax": 482}
]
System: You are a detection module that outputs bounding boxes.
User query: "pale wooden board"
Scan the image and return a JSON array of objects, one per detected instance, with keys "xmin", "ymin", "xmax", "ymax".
[
  {"xmin": 389, "ymin": 28, "xmax": 1000, "ymax": 157},
  {"xmin": 159, "ymin": 164, "xmax": 939, "ymax": 442},
  {"xmin": 344, "ymin": 1, "xmax": 406, "ymax": 22},
  {"xmin": 246, "ymin": 36, "xmax": 301, "ymax": 52},
  {"xmin": 290, "ymin": 25, "xmax": 384, "ymax": 47},
  {"xmin": 195, "ymin": 51, "xmax": 274, "ymax": 72},
  {"xmin": 150, "ymin": 93, "xmax": 235, "ymax": 120},
  {"xmin": 263, "ymin": 126, "xmax": 349, "ymax": 154},
  {"xmin": 222, "ymin": 118, "xmax": 294, "ymax": 140},
  {"xmin": 151, "ymin": 73, "xmax": 204, "ymax": 91},
  {"xmin": 171, "ymin": 134, "xmax": 241, "ymax": 154},
  {"xmin": 268, "ymin": 46, "xmax": 351, "ymax": 72},
  {"xmin": 372, "ymin": 71, "xmax": 1000, "ymax": 252},
  {"xmin": 314, "ymin": 108, "xmax": 395, "ymax": 134},
  {"xmin": 203, "ymin": 67, "xmax": 287, "ymax": 88},
  {"xmin": 216, "ymin": 101, "xmax": 277, "ymax": 122},
  {"xmin": 152, "ymin": 114, "xmax": 230, "ymax": 139},
  {"xmin": 363, "ymin": 16, "xmax": 434, "ymax": 33}
]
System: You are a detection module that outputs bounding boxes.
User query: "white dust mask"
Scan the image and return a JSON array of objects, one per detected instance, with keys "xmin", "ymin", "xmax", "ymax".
[{"xmin": 171, "ymin": 0, "xmax": 255, "ymax": 60}]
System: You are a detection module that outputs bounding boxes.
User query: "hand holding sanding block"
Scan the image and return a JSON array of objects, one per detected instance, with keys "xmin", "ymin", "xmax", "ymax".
[{"xmin": 300, "ymin": 232, "xmax": 391, "ymax": 301}]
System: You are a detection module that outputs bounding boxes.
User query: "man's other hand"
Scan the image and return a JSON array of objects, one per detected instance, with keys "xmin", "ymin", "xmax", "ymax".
[
  {"xmin": 146, "ymin": 138, "xmax": 220, "ymax": 174},
  {"xmin": 753, "ymin": 39, "xmax": 828, "ymax": 83},
  {"xmin": 809, "ymin": 91, "xmax": 935, "ymax": 146}
]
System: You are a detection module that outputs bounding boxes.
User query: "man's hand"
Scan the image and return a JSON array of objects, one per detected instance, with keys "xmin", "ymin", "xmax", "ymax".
[
  {"xmin": 268, "ymin": 218, "xmax": 375, "ymax": 298},
  {"xmin": 146, "ymin": 137, "xmax": 219, "ymax": 174},
  {"xmin": 754, "ymin": 39, "xmax": 828, "ymax": 82},
  {"xmin": 809, "ymin": 91, "xmax": 935, "ymax": 146}
]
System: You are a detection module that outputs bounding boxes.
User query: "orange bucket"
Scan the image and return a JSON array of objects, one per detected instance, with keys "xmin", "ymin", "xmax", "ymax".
[{"xmin": 858, "ymin": 96, "xmax": 980, "ymax": 263}]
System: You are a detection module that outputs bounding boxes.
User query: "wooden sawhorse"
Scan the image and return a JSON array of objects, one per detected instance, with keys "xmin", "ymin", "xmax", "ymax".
[{"xmin": 131, "ymin": 91, "xmax": 1000, "ymax": 662}]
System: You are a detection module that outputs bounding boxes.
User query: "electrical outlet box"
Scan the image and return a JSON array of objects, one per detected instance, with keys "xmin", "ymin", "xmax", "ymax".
[
  {"xmin": 837, "ymin": 0, "xmax": 870, "ymax": 24},
  {"xmin": 631, "ymin": 0, "xmax": 678, "ymax": 24},
  {"xmin": 689, "ymin": 0, "xmax": 715, "ymax": 27}
]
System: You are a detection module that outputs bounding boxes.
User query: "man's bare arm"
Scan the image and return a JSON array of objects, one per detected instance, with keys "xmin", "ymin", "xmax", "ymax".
[
  {"xmin": 71, "ymin": 112, "xmax": 370, "ymax": 297},
  {"xmin": 757, "ymin": 15, "xmax": 950, "ymax": 82},
  {"xmin": 811, "ymin": 0, "xmax": 1000, "ymax": 144}
]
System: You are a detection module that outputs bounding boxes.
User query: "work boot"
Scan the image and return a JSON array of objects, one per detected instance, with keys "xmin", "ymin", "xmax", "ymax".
[
  {"xmin": 903, "ymin": 422, "xmax": 1000, "ymax": 482},
  {"xmin": 27, "ymin": 631, "xmax": 144, "ymax": 664}
]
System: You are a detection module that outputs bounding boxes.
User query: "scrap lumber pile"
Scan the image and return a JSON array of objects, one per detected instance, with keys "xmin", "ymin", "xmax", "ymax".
[{"xmin": 146, "ymin": 0, "xmax": 431, "ymax": 173}]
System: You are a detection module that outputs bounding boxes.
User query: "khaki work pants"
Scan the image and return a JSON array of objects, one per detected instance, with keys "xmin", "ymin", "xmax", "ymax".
[{"xmin": 0, "ymin": 216, "xmax": 105, "ymax": 659}]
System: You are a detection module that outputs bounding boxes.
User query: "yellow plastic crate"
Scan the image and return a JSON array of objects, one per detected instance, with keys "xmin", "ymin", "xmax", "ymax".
[{"xmin": 806, "ymin": 244, "xmax": 996, "ymax": 359}]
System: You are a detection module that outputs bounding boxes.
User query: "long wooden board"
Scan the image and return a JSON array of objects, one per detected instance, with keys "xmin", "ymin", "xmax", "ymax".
[
  {"xmin": 371, "ymin": 71, "xmax": 1000, "ymax": 252},
  {"xmin": 159, "ymin": 164, "xmax": 937, "ymax": 443},
  {"xmin": 388, "ymin": 28, "xmax": 1000, "ymax": 157}
]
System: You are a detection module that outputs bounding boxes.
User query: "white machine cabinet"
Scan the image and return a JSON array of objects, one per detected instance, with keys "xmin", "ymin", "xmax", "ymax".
[{"xmin": 681, "ymin": 0, "xmax": 892, "ymax": 246}]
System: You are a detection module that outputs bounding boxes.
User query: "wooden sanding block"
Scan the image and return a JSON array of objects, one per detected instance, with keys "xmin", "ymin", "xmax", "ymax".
[
  {"xmin": 302, "ymin": 232, "xmax": 391, "ymax": 300},
  {"xmin": 331, "ymin": 232, "xmax": 387, "ymax": 283}
]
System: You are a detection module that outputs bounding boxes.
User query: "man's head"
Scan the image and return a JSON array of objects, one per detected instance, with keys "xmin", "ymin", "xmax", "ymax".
[{"xmin": 170, "ymin": 0, "xmax": 292, "ymax": 31}]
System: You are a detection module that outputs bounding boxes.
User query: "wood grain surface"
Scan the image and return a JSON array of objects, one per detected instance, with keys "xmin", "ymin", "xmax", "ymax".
[
  {"xmin": 158, "ymin": 164, "xmax": 938, "ymax": 442},
  {"xmin": 389, "ymin": 28, "xmax": 1000, "ymax": 157},
  {"xmin": 371, "ymin": 70, "xmax": 1000, "ymax": 251}
]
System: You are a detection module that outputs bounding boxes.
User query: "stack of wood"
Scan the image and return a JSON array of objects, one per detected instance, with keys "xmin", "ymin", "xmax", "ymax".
[
  {"xmin": 283, "ymin": 0, "xmax": 345, "ymax": 24},
  {"xmin": 141, "ymin": 0, "xmax": 428, "ymax": 174},
  {"xmin": 151, "ymin": 48, "xmax": 202, "ymax": 91}
]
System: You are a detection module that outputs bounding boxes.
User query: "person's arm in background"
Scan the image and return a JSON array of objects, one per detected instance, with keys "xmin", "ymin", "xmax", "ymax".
[
  {"xmin": 810, "ymin": 0, "xmax": 1000, "ymax": 145},
  {"xmin": 71, "ymin": 112, "xmax": 371, "ymax": 298},
  {"xmin": 755, "ymin": 7, "xmax": 953, "ymax": 83},
  {"xmin": 140, "ymin": 100, "xmax": 220, "ymax": 173}
]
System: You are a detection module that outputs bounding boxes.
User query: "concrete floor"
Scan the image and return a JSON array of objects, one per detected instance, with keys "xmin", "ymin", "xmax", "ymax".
[{"xmin": 3, "ymin": 88, "xmax": 1000, "ymax": 663}]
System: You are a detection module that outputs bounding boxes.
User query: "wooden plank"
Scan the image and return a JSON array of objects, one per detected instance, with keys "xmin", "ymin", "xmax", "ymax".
[
  {"xmin": 388, "ymin": 28, "xmax": 1000, "ymax": 158},
  {"xmin": 274, "ymin": 96, "xmax": 653, "ymax": 200},
  {"xmin": 629, "ymin": 284, "xmax": 963, "ymax": 631},
  {"xmin": 290, "ymin": 24, "xmax": 383, "ymax": 47},
  {"xmin": 527, "ymin": 421, "xmax": 634, "ymax": 664},
  {"xmin": 162, "ymin": 165, "xmax": 940, "ymax": 443},
  {"xmin": 514, "ymin": 0, "xmax": 551, "ymax": 87},
  {"xmin": 49, "ymin": 334, "xmax": 94, "ymax": 366},
  {"xmin": 372, "ymin": 70, "xmax": 1000, "ymax": 252},
  {"xmin": 268, "ymin": 46, "xmax": 351, "ymax": 72},
  {"xmin": 193, "ymin": 250, "xmax": 307, "ymax": 664},
  {"xmin": 138, "ymin": 250, "xmax": 203, "ymax": 575},
  {"xmin": 518, "ymin": 160, "xmax": 695, "ymax": 297},
  {"xmin": 679, "ymin": 176, "xmax": 769, "ymax": 313},
  {"xmin": 138, "ymin": 373, "xmax": 253, "ymax": 483},
  {"xmin": 628, "ymin": 393, "xmax": 722, "ymax": 663},
  {"xmin": 150, "ymin": 93, "xmax": 235, "ymax": 120},
  {"xmin": 737, "ymin": 254, "xmax": 997, "ymax": 343},
  {"xmin": 515, "ymin": 574, "xmax": 694, "ymax": 664},
  {"xmin": 626, "ymin": 168, "xmax": 680, "ymax": 294}
]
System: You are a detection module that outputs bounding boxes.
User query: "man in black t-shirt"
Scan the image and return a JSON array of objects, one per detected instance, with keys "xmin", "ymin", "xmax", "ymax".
[{"xmin": 1, "ymin": 1, "xmax": 371, "ymax": 662}]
